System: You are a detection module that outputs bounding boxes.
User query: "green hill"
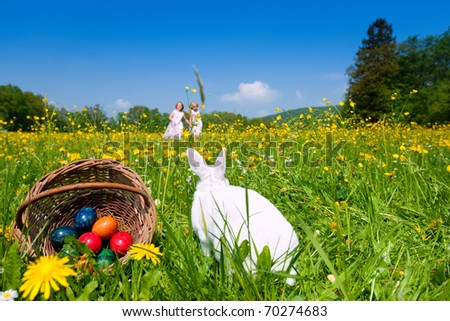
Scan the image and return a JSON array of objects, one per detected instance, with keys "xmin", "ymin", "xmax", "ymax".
[{"xmin": 257, "ymin": 106, "xmax": 339, "ymax": 121}]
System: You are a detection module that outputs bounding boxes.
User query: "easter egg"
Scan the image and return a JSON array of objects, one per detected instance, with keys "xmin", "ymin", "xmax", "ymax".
[
  {"xmin": 96, "ymin": 256, "xmax": 114, "ymax": 269},
  {"xmin": 78, "ymin": 232, "xmax": 102, "ymax": 254},
  {"xmin": 73, "ymin": 206, "xmax": 97, "ymax": 233},
  {"xmin": 50, "ymin": 226, "xmax": 80, "ymax": 251},
  {"xmin": 91, "ymin": 216, "xmax": 118, "ymax": 240},
  {"xmin": 97, "ymin": 248, "xmax": 116, "ymax": 261},
  {"xmin": 110, "ymin": 231, "xmax": 133, "ymax": 256},
  {"xmin": 96, "ymin": 256, "xmax": 115, "ymax": 269}
]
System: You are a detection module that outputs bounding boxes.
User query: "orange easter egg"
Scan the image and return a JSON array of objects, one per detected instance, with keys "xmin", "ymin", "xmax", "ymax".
[{"xmin": 91, "ymin": 216, "xmax": 118, "ymax": 240}]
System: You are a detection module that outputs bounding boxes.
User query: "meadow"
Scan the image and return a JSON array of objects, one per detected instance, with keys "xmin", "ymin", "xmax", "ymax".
[{"xmin": 0, "ymin": 107, "xmax": 449, "ymax": 301}]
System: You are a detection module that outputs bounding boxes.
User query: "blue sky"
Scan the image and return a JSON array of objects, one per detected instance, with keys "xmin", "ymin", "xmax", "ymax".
[{"xmin": 1, "ymin": 0, "xmax": 448, "ymax": 118}]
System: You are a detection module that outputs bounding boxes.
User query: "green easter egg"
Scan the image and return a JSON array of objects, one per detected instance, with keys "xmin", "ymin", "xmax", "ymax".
[{"xmin": 96, "ymin": 256, "xmax": 114, "ymax": 269}]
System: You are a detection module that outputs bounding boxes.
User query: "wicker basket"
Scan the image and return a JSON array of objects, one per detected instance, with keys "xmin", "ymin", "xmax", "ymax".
[{"xmin": 14, "ymin": 159, "xmax": 157, "ymax": 260}]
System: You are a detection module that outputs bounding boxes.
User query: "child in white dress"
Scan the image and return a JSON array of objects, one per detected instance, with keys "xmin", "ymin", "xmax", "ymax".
[
  {"xmin": 163, "ymin": 102, "xmax": 190, "ymax": 139},
  {"xmin": 189, "ymin": 101, "xmax": 203, "ymax": 137}
]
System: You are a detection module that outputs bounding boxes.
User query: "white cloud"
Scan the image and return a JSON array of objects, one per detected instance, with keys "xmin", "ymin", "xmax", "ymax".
[
  {"xmin": 221, "ymin": 81, "xmax": 279, "ymax": 103},
  {"xmin": 114, "ymin": 98, "xmax": 132, "ymax": 109}
]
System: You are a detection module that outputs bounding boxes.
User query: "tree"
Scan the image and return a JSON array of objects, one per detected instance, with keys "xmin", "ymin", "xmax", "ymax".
[
  {"xmin": 78, "ymin": 104, "xmax": 108, "ymax": 130},
  {"xmin": 0, "ymin": 84, "xmax": 45, "ymax": 131},
  {"xmin": 117, "ymin": 106, "xmax": 167, "ymax": 132},
  {"xmin": 202, "ymin": 111, "xmax": 249, "ymax": 127},
  {"xmin": 346, "ymin": 18, "xmax": 399, "ymax": 120},
  {"xmin": 127, "ymin": 105, "xmax": 151, "ymax": 124},
  {"xmin": 395, "ymin": 29, "xmax": 450, "ymax": 123}
]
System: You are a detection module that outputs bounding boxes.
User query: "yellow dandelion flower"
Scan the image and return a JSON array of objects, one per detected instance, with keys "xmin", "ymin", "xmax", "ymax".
[
  {"xmin": 323, "ymin": 166, "xmax": 329, "ymax": 172},
  {"xmin": 428, "ymin": 220, "xmax": 438, "ymax": 230},
  {"xmin": 447, "ymin": 165, "xmax": 450, "ymax": 172},
  {"xmin": 0, "ymin": 222, "xmax": 14, "ymax": 241},
  {"xmin": 349, "ymin": 99, "xmax": 356, "ymax": 108},
  {"xmin": 275, "ymin": 107, "xmax": 280, "ymax": 113},
  {"xmin": 42, "ymin": 97, "xmax": 48, "ymax": 103},
  {"xmin": 68, "ymin": 153, "xmax": 81, "ymax": 161},
  {"xmin": 184, "ymin": 86, "xmax": 189, "ymax": 91},
  {"xmin": 19, "ymin": 255, "xmax": 76, "ymax": 301},
  {"xmin": 191, "ymin": 88, "xmax": 197, "ymax": 93},
  {"xmin": 329, "ymin": 221, "xmax": 339, "ymax": 230},
  {"xmin": 129, "ymin": 244, "xmax": 163, "ymax": 265},
  {"xmin": 393, "ymin": 154, "xmax": 399, "ymax": 159},
  {"xmin": 339, "ymin": 101, "xmax": 344, "ymax": 107},
  {"xmin": 410, "ymin": 89, "xmax": 418, "ymax": 94}
]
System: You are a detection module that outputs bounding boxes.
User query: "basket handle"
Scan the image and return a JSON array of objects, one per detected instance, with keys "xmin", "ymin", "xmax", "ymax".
[{"xmin": 16, "ymin": 182, "xmax": 152, "ymax": 230}]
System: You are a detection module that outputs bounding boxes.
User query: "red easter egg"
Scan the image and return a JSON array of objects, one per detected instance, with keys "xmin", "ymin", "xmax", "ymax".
[
  {"xmin": 79, "ymin": 232, "xmax": 102, "ymax": 254},
  {"xmin": 110, "ymin": 231, "xmax": 133, "ymax": 256}
]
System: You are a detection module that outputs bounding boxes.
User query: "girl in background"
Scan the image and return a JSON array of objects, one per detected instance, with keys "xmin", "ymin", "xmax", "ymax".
[
  {"xmin": 163, "ymin": 101, "xmax": 190, "ymax": 139},
  {"xmin": 189, "ymin": 101, "xmax": 203, "ymax": 137}
]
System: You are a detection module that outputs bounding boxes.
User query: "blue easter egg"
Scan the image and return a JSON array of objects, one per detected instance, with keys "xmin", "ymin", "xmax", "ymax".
[
  {"xmin": 50, "ymin": 226, "xmax": 80, "ymax": 251},
  {"xmin": 73, "ymin": 207, "xmax": 97, "ymax": 233}
]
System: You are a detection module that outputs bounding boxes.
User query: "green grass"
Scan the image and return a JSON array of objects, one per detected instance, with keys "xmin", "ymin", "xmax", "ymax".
[{"xmin": 0, "ymin": 116, "xmax": 449, "ymax": 301}]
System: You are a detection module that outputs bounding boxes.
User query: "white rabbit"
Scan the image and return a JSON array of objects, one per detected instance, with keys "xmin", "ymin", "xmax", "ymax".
[{"xmin": 187, "ymin": 148, "xmax": 299, "ymax": 285}]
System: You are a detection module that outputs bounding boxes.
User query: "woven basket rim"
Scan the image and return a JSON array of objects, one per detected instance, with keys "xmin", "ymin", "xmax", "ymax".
[
  {"xmin": 14, "ymin": 158, "xmax": 157, "ymax": 259},
  {"xmin": 15, "ymin": 181, "xmax": 152, "ymax": 229}
]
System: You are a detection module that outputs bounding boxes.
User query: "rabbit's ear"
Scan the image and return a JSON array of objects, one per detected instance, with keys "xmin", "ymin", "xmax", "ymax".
[
  {"xmin": 214, "ymin": 148, "xmax": 226, "ymax": 173},
  {"xmin": 187, "ymin": 148, "xmax": 208, "ymax": 176}
]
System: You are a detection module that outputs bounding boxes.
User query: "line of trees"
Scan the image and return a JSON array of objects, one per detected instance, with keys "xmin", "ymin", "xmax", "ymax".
[
  {"xmin": 0, "ymin": 84, "xmax": 256, "ymax": 132},
  {"xmin": 345, "ymin": 18, "xmax": 449, "ymax": 123}
]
